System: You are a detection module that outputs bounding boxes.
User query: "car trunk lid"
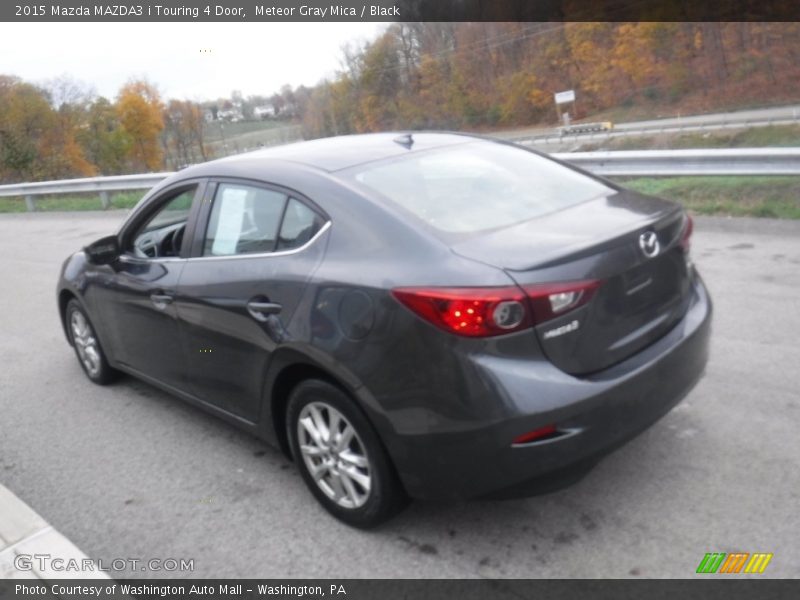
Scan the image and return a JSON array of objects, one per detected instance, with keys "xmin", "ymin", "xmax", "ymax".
[{"xmin": 451, "ymin": 191, "xmax": 693, "ymax": 375}]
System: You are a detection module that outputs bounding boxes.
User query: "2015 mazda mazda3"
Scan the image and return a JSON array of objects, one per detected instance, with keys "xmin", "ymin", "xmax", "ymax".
[{"xmin": 57, "ymin": 133, "xmax": 712, "ymax": 527}]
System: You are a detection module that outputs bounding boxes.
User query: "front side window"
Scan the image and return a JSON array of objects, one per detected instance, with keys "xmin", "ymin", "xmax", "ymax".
[
  {"xmin": 204, "ymin": 184, "xmax": 287, "ymax": 256},
  {"xmin": 129, "ymin": 186, "xmax": 197, "ymax": 258},
  {"xmin": 348, "ymin": 142, "xmax": 613, "ymax": 234},
  {"xmin": 204, "ymin": 184, "xmax": 324, "ymax": 257}
]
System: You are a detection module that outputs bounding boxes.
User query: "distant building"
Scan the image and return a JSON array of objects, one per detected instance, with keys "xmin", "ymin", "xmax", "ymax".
[
  {"xmin": 217, "ymin": 108, "xmax": 244, "ymax": 122},
  {"xmin": 254, "ymin": 105, "xmax": 277, "ymax": 119}
]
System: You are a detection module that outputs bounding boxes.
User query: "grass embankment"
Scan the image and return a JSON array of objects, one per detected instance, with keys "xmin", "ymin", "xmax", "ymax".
[
  {"xmin": 616, "ymin": 176, "xmax": 800, "ymax": 219},
  {"xmin": 204, "ymin": 120, "xmax": 303, "ymax": 155},
  {"xmin": 587, "ymin": 96, "xmax": 800, "ymax": 127},
  {"xmin": 0, "ymin": 191, "xmax": 143, "ymax": 213},
  {"xmin": 580, "ymin": 124, "xmax": 800, "ymax": 151},
  {"xmin": 204, "ymin": 119, "xmax": 293, "ymax": 142}
]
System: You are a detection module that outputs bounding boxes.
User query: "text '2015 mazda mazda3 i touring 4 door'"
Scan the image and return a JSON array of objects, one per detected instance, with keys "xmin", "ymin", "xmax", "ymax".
[{"xmin": 58, "ymin": 133, "xmax": 712, "ymax": 527}]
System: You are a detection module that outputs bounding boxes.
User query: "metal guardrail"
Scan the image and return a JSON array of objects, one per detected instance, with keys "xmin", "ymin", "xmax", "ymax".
[
  {"xmin": 1, "ymin": 149, "xmax": 799, "ymax": 211},
  {"xmin": 551, "ymin": 148, "xmax": 800, "ymax": 177},
  {"xmin": 0, "ymin": 173, "xmax": 171, "ymax": 210}
]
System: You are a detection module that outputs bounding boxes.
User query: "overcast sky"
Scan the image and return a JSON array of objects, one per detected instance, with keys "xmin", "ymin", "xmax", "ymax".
[{"xmin": 0, "ymin": 22, "xmax": 387, "ymax": 101}]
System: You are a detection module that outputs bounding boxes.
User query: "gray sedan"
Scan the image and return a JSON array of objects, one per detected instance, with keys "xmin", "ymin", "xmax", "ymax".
[{"xmin": 56, "ymin": 132, "xmax": 712, "ymax": 527}]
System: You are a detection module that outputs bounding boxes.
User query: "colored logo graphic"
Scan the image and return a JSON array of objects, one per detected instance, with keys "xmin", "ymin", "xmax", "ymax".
[{"xmin": 696, "ymin": 552, "xmax": 773, "ymax": 574}]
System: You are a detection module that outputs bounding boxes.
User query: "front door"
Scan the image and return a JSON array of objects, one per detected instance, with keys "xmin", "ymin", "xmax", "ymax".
[{"xmin": 95, "ymin": 183, "xmax": 204, "ymax": 391}]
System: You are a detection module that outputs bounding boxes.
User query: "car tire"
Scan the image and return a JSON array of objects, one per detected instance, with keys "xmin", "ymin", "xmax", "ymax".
[
  {"xmin": 66, "ymin": 299, "xmax": 118, "ymax": 385},
  {"xmin": 286, "ymin": 379, "xmax": 409, "ymax": 528}
]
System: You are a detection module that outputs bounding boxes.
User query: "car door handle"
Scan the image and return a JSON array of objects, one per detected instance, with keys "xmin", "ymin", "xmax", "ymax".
[
  {"xmin": 150, "ymin": 293, "xmax": 174, "ymax": 307},
  {"xmin": 247, "ymin": 300, "xmax": 282, "ymax": 322}
]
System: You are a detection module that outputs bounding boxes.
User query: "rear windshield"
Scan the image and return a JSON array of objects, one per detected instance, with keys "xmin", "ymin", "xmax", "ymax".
[{"xmin": 348, "ymin": 142, "xmax": 613, "ymax": 233}]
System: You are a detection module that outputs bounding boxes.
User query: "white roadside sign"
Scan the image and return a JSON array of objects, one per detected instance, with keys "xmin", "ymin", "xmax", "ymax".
[{"xmin": 554, "ymin": 90, "xmax": 576, "ymax": 104}]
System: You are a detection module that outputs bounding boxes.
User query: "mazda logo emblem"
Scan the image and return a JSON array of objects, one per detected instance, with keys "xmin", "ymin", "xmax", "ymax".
[{"xmin": 639, "ymin": 231, "xmax": 660, "ymax": 258}]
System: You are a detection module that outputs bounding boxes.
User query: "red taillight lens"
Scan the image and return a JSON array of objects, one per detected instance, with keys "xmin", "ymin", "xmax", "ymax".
[
  {"xmin": 393, "ymin": 280, "xmax": 602, "ymax": 338},
  {"xmin": 512, "ymin": 424, "xmax": 559, "ymax": 445},
  {"xmin": 391, "ymin": 286, "xmax": 529, "ymax": 337},
  {"xmin": 680, "ymin": 213, "xmax": 693, "ymax": 253},
  {"xmin": 523, "ymin": 280, "xmax": 601, "ymax": 324}
]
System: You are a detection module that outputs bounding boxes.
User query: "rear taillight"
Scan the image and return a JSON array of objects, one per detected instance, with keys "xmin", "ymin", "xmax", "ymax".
[
  {"xmin": 391, "ymin": 287, "xmax": 529, "ymax": 337},
  {"xmin": 392, "ymin": 279, "xmax": 601, "ymax": 338},
  {"xmin": 680, "ymin": 213, "xmax": 693, "ymax": 253}
]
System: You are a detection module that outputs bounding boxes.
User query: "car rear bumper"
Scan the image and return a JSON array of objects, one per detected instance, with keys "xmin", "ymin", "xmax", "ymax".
[{"xmin": 388, "ymin": 275, "xmax": 712, "ymax": 500}]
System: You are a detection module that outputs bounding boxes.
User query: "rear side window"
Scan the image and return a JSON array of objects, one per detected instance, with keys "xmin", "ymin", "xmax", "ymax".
[
  {"xmin": 349, "ymin": 142, "xmax": 612, "ymax": 234},
  {"xmin": 204, "ymin": 183, "xmax": 324, "ymax": 257},
  {"xmin": 277, "ymin": 198, "xmax": 325, "ymax": 251}
]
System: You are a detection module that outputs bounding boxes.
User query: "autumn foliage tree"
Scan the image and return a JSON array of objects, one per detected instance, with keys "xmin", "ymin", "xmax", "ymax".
[
  {"xmin": 44, "ymin": 76, "xmax": 98, "ymax": 179},
  {"xmin": 0, "ymin": 76, "xmax": 51, "ymax": 182},
  {"xmin": 77, "ymin": 97, "xmax": 132, "ymax": 175},
  {"xmin": 0, "ymin": 75, "xmax": 95, "ymax": 182},
  {"xmin": 0, "ymin": 75, "xmax": 213, "ymax": 182},
  {"xmin": 162, "ymin": 99, "xmax": 208, "ymax": 169},
  {"xmin": 116, "ymin": 80, "xmax": 164, "ymax": 172}
]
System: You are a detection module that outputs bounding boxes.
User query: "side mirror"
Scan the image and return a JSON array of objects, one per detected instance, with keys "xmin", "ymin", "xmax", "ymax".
[{"xmin": 84, "ymin": 235, "xmax": 120, "ymax": 265}]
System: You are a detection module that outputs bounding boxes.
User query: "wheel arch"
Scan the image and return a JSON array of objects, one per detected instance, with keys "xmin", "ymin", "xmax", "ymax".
[
  {"xmin": 59, "ymin": 290, "xmax": 118, "ymax": 371},
  {"xmin": 263, "ymin": 348, "xmax": 395, "ymax": 467},
  {"xmin": 58, "ymin": 289, "xmax": 79, "ymax": 344},
  {"xmin": 265, "ymin": 350, "xmax": 360, "ymax": 459}
]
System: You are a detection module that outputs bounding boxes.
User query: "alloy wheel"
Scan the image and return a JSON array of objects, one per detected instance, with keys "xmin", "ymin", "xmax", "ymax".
[
  {"xmin": 296, "ymin": 401, "xmax": 372, "ymax": 509},
  {"xmin": 70, "ymin": 310, "xmax": 101, "ymax": 377}
]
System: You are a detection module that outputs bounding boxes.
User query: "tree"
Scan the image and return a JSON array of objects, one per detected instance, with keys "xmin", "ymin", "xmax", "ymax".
[
  {"xmin": 355, "ymin": 32, "xmax": 402, "ymax": 131},
  {"xmin": 116, "ymin": 79, "xmax": 164, "ymax": 172},
  {"xmin": 45, "ymin": 75, "xmax": 98, "ymax": 175},
  {"xmin": 162, "ymin": 99, "xmax": 208, "ymax": 168},
  {"xmin": 77, "ymin": 97, "xmax": 131, "ymax": 175},
  {"xmin": 0, "ymin": 75, "xmax": 95, "ymax": 182}
]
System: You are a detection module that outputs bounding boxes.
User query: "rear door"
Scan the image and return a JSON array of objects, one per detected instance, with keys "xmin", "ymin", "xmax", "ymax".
[{"xmin": 175, "ymin": 179, "xmax": 328, "ymax": 421}]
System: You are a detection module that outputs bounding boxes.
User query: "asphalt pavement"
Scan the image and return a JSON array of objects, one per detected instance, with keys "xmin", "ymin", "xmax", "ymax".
[{"xmin": 0, "ymin": 211, "xmax": 798, "ymax": 578}]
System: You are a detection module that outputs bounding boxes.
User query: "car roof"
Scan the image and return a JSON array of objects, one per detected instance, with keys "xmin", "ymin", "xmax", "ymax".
[{"xmin": 209, "ymin": 132, "xmax": 478, "ymax": 173}]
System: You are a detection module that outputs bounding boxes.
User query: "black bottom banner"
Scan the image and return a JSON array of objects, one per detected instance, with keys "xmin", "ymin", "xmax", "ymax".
[{"xmin": 1, "ymin": 579, "xmax": 798, "ymax": 600}]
